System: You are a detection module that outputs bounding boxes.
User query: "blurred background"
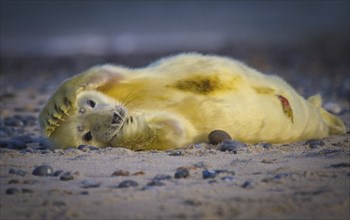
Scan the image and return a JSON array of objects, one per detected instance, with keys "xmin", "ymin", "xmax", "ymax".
[{"xmin": 0, "ymin": 1, "xmax": 349, "ymax": 101}]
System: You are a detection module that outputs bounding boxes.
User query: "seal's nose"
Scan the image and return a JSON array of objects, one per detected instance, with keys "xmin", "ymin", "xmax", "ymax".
[{"xmin": 111, "ymin": 112, "xmax": 123, "ymax": 125}]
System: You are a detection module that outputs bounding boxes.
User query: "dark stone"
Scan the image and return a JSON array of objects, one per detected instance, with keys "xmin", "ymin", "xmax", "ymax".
[
  {"xmin": 221, "ymin": 176, "xmax": 235, "ymax": 182},
  {"xmin": 242, "ymin": 181, "xmax": 254, "ymax": 189},
  {"xmin": 9, "ymin": 168, "xmax": 27, "ymax": 176},
  {"xmin": 147, "ymin": 181, "xmax": 165, "ymax": 187},
  {"xmin": 202, "ymin": 170, "xmax": 217, "ymax": 179},
  {"xmin": 273, "ymin": 173, "xmax": 290, "ymax": 180},
  {"xmin": 8, "ymin": 179, "xmax": 21, "ymax": 184},
  {"xmin": 153, "ymin": 174, "xmax": 172, "ymax": 181},
  {"xmin": 6, "ymin": 188, "xmax": 20, "ymax": 195},
  {"xmin": 168, "ymin": 150, "xmax": 182, "ymax": 156},
  {"xmin": 208, "ymin": 130, "xmax": 232, "ymax": 145},
  {"xmin": 174, "ymin": 168, "xmax": 189, "ymax": 179},
  {"xmin": 60, "ymin": 172, "xmax": 74, "ymax": 181},
  {"xmin": 53, "ymin": 170, "xmax": 64, "ymax": 177},
  {"xmin": 32, "ymin": 165, "xmax": 54, "ymax": 176},
  {"xmin": 220, "ymin": 140, "xmax": 247, "ymax": 153},
  {"xmin": 118, "ymin": 180, "xmax": 139, "ymax": 188},
  {"xmin": 329, "ymin": 163, "xmax": 350, "ymax": 168},
  {"xmin": 111, "ymin": 170, "xmax": 130, "ymax": 177},
  {"xmin": 257, "ymin": 142, "xmax": 272, "ymax": 149},
  {"xmin": 305, "ymin": 139, "xmax": 325, "ymax": 147},
  {"xmin": 78, "ymin": 145, "xmax": 99, "ymax": 151}
]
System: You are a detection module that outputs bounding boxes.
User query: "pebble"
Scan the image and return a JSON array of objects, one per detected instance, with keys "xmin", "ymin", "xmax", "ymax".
[
  {"xmin": 60, "ymin": 172, "xmax": 74, "ymax": 181},
  {"xmin": 208, "ymin": 130, "xmax": 232, "ymax": 145},
  {"xmin": 32, "ymin": 165, "xmax": 54, "ymax": 176},
  {"xmin": 118, "ymin": 180, "xmax": 139, "ymax": 188},
  {"xmin": 6, "ymin": 188, "xmax": 20, "ymax": 195},
  {"xmin": 273, "ymin": 173, "xmax": 290, "ymax": 180},
  {"xmin": 220, "ymin": 140, "xmax": 247, "ymax": 153},
  {"xmin": 257, "ymin": 142, "xmax": 272, "ymax": 149},
  {"xmin": 168, "ymin": 150, "xmax": 182, "ymax": 156},
  {"xmin": 132, "ymin": 171, "xmax": 145, "ymax": 176},
  {"xmin": 174, "ymin": 168, "xmax": 190, "ymax": 179},
  {"xmin": 9, "ymin": 168, "xmax": 27, "ymax": 176},
  {"xmin": 241, "ymin": 181, "xmax": 254, "ymax": 189},
  {"xmin": 305, "ymin": 139, "xmax": 325, "ymax": 150},
  {"xmin": 111, "ymin": 170, "xmax": 130, "ymax": 177},
  {"xmin": 202, "ymin": 170, "xmax": 217, "ymax": 179},
  {"xmin": 221, "ymin": 176, "xmax": 235, "ymax": 182},
  {"xmin": 81, "ymin": 180, "xmax": 101, "ymax": 188},
  {"xmin": 329, "ymin": 163, "xmax": 350, "ymax": 168},
  {"xmin": 147, "ymin": 181, "xmax": 165, "ymax": 187},
  {"xmin": 77, "ymin": 145, "xmax": 99, "ymax": 151},
  {"xmin": 53, "ymin": 170, "xmax": 64, "ymax": 177},
  {"xmin": 153, "ymin": 174, "xmax": 172, "ymax": 181}
]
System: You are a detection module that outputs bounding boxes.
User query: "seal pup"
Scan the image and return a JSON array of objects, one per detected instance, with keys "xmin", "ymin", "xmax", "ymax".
[{"xmin": 39, "ymin": 53, "xmax": 346, "ymax": 149}]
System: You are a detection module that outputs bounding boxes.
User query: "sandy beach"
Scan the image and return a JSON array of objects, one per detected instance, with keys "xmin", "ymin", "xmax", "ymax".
[{"xmin": 1, "ymin": 58, "xmax": 349, "ymax": 219}]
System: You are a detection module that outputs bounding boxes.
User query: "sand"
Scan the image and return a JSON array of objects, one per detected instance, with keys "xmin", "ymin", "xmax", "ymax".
[{"xmin": 0, "ymin": 88, "xmax": 349, "ymax": 220}]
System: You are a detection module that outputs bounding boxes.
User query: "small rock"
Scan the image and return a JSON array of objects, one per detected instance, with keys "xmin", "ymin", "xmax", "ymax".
[
  {"xmin": 153, "ymin": 174, "xmax": 172, "ymax": 181},
  {"xmin": 6, "ymin": 188, "xmax": 20, "ymax": 195},
  {"xmin": 80, "ymin": 191, "xmax": 89, "ymax": 195},
  {"xmin": 168, "ymin": 150, "xmax": 182, "ymax": 156},
  {"xmin": 132, "ymin": 171, "xmax": 145, "ymax": 176},
  {"xmin": 118, "ymin": 180, "xmax": 139, "ymax": 188},
  {"xmin": 77, "ymin": 145, "xmax": 99, "ymax": 151},
  {"xmin": 241, "ymin": 181, "xmax": 254, "ymax": 189},
  {"xmin": 32, "ymin": 165, "xmax": 54, "ymax": 176},
  {"xmin": 174, "ymin": 168, "xmax": 190, "ymax": 179},
  {"xmin": 60, "ymin": 172, "xmax": 74, "ymax": 181},
  {"xmin": 9, "ymin": 168, "xmax": 27, "ymax": 176},
  {"xmin": 81, "ymin": 180, "xmax": 101, "ymax": 188},
  {"xmin": 305, "ymin": 139, "xmax": 325, "ymax": 147},
  {"xmin": 329, "ymin": 163, "xmax": 350, "ymax": 168},
  {"xmin": 147, "ymin": 181, "xmax": 165, "ymax": 187},
  {"xmin": 273, "ymin": 173, "xmax": 290, "ymax": 180},
  {"xmin": 111, "ymin": 170, "xmax": 130, "ymax": 177},
  {"xmin": 202, "ymin": 170, "xmax": 217, "ymax": 179},
  {"xmin": 257, "ymin": 142, "xmax": 272, "ymax": 149},
  {"xmin": 53, "ymin": 170, "xmax": 64, "ymax": 177},
  {"xmin": 221, "ymin": 176, "xmax": 235, "ymax": 182},
  {"xmin": 208, "ymin": 130, "xmax": 232, "ymax": 145},
  {"xmin": 220, "ymin": 140, "xmax": 247, "ymax": 153}
]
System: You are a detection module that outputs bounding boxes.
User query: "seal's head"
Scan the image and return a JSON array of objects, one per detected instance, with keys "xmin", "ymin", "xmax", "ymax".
[{"xmin": 49, "ymin": 90, "xmax": 128, "ymax": 148}]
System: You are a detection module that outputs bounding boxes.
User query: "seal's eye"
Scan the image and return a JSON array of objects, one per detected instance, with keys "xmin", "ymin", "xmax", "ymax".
[
  {"xmin": 87, "ymin": 99, "xmax": 96, "ymax": 108},
  {"xmin": 83, "ymin": 131, "xmax": 93, "ymax": 141}
]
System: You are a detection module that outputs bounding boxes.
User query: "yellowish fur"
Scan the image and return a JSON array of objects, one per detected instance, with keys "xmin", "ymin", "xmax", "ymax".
[{"xmin": 39, "ymin": 53, "xmax": 346, "ymax": 149}]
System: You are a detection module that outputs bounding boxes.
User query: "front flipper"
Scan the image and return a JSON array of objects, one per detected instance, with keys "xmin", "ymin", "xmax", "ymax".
[
  {"xmin": 112, "ymin": 112, "xmax": 196, "ymax": 150},
  {"xmin": 39, "ymin": 65, "xmax": 124, "ymax": 137}
]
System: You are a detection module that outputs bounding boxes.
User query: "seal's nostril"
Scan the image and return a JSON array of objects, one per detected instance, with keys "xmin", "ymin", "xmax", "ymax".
[{"xmin": 111, "ymin": 112, "xmax": 123, "ymax": 125}]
